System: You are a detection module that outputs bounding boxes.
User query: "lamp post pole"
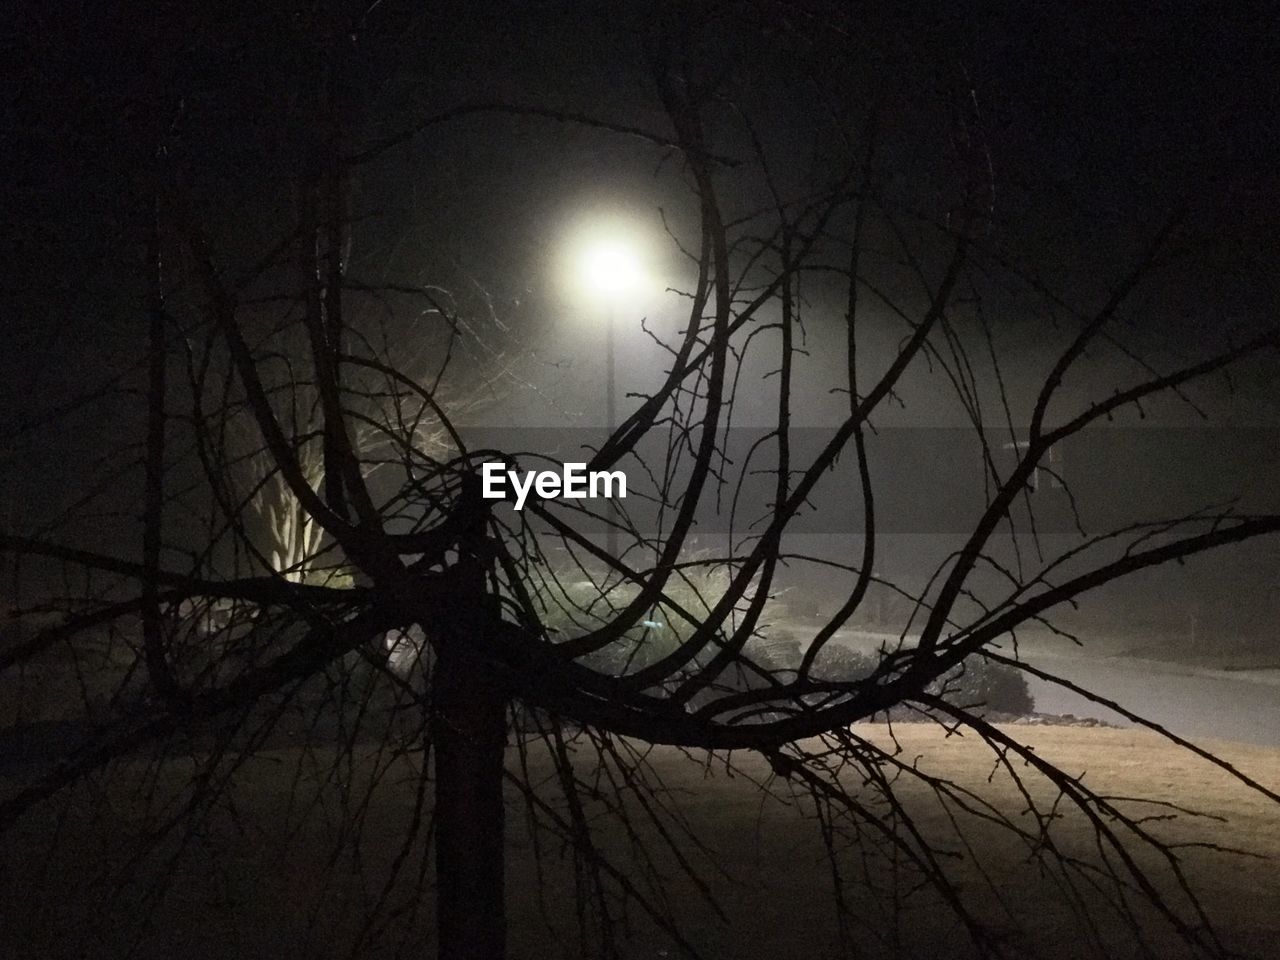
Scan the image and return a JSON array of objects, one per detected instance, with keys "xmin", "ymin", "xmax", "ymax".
[
  {"xmin": 605, "ymin": 305, "xmax": 618, "ymax": 559},
  {"xmin": 571, "ymin": 229, "xmax": 643, "ymax": 560}
]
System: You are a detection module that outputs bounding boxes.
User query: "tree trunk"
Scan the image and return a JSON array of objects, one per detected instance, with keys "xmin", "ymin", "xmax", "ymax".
[{"xmin": 433, "ymin": 645, "xmax": 509, "ymax": 960}]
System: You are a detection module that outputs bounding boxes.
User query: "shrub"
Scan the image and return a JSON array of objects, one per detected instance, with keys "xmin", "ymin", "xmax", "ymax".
[
  {"xmin": 809, "ymin": 644, "xmax": 877, "ymax": 682},
  {"xmin": 935, "ymin": 657, "xmax": 1035, "ymax": 716},
  {"xmin": 533, "ymin": 556, "xmax": 788, "ymax": 679}
]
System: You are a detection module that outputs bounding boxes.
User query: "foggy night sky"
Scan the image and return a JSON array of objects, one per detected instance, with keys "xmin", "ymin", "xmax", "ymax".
[{"xmin": 0, "ymin": 2, "xmax": 1277, "ymax": 600}]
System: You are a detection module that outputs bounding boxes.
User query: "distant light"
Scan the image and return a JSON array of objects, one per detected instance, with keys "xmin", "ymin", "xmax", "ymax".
[
  {"xmin": 581, "ymin": 240, "xmax": 644, "ymax": 297},
  {"xmin": 562, "ymin": 214, "xmax": 654, "ymax": 306}
]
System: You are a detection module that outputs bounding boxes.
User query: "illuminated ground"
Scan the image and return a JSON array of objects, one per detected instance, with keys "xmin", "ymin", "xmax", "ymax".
[{"xmin": 1, "ymin": 725, "xmax": 1277, "ymax": 959}]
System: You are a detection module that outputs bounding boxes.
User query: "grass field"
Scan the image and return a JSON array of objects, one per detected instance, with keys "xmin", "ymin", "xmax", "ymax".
[{"xmin": 2, "ymin": 724, "xmax": 1278, "ymax": 959}]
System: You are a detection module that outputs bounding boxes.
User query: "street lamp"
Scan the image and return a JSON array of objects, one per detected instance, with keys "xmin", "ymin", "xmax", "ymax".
[
  {"xmin": 571, "ymin": 231, "xmax": 647, "ymax": 559},
  {"xmin": 579, "ymin": 239, "xmax": 645, "ymax": 300}
]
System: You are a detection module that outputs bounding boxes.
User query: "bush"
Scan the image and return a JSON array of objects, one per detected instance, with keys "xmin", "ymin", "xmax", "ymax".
[
  {"xmin": 804, "ymin": 648, "xmax": 1034, "ymax": 716},
  {"xmin": 935, "ymin": 657, "xmax": 1034, "ymax": 716},
  {"xmin": 532, "ymin": 556, "xmax": 787, "ymax": 679},
  {"xmin": 809, "ymin": 644, "xmax": 877, "ymax": 682}
]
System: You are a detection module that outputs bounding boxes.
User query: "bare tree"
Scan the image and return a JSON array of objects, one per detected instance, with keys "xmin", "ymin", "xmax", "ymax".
[{"xmin": 2, "ymin": 6, "xmax": 1278, "ymax": 960}]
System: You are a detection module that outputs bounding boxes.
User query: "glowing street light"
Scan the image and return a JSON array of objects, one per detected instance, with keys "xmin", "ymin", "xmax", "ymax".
[{"xmin": 578, "ymin": 239, "xmax": 645, "ymax": 299}]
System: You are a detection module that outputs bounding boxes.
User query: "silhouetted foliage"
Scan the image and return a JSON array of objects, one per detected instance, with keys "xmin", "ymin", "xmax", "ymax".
[{"xmin": 1, "ymin": 5, "xmax": 1278, "ymax": 960}]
